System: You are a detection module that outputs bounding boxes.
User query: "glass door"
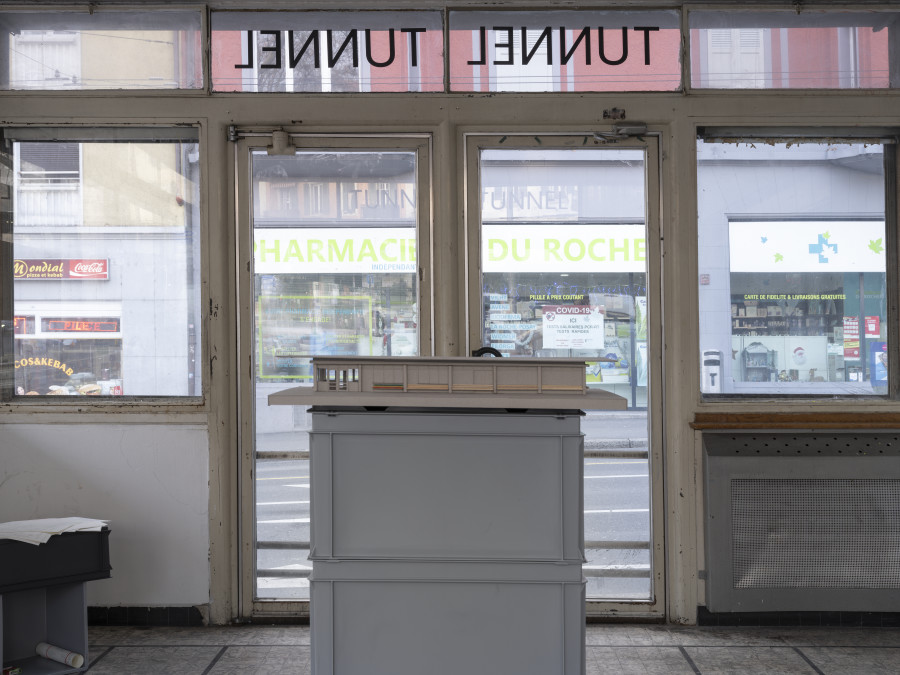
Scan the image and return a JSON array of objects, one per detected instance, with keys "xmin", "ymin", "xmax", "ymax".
[
  {"xmin": 465, "ymin": 134, "xmax": 664, "ymax": 615},
  {"xmin": 236, "ymin": 134, "xmax": 431, "ymax": 616}
]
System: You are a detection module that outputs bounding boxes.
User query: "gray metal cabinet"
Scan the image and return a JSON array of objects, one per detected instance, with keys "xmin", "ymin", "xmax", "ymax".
[{"xmin": 306, "ymin": 408, "xmax": 586, "ymax": 675}]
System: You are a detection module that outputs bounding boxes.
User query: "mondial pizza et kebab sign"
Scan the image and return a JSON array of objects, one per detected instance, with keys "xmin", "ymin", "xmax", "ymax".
[{"xmin": 14, "ymin": 259, "xmax": 110, "ymax": 280}]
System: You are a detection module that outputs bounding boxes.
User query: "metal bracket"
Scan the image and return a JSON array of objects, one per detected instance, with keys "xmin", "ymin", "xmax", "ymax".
[{"xmin": 594, "ymin": 123, "xmax": 648, "ymax": 143}]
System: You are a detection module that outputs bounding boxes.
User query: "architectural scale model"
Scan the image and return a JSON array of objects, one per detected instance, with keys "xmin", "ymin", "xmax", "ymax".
[{"xmin": 268, "ymin": 356, "xmax": 628, "ymax": 409}]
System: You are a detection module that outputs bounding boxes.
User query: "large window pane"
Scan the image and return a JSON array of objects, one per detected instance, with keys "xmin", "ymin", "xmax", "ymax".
[
  {"xmin": 480, "ymin": 148, "xmax": 648, "ymax": 407},
  {"xmin": 0, "ymin": 11, "xmax": 202, "ymax": 90},
  {"xmin": 450, "ymin": 10, "xmax": 681, "ymax": 92},
  {"xmin": 690, "ymin": 11, "xmax": 897, "ymax": 89},
  {"xmin": 698, "ymin": 140, "xmax": 887, "ymax": 395},
  {"xmin": 252, "ymin": 149, "xmax": 419, "ymax": 599},
  {"xmin": 212, "ymin": 12, "xmax": 444, "ymax": 92},
  {"xmin": 479, "ymin": 147, "xmax": 651, "ymax": 601},
  {"xmin": 7, "ymin": 132, "xmax": 202, "ymax": 397}
]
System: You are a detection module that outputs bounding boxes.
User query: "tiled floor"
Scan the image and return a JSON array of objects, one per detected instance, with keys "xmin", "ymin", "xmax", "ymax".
[{"xmin": 85, "ymin": 624, "xmax": 900, "ymax": 674}]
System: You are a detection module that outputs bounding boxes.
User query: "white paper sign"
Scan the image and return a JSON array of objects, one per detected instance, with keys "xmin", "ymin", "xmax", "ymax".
[{"xmin": 541, "ymin": 305, "xmax": 605, "ymax": 349}]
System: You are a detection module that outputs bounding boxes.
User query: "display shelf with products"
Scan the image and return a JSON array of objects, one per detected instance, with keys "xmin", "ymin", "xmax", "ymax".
[
  {"xmin": 731, "ymin": 299, "xmax": 844, "ymax": 337},
  {"xmin": 731, "ymin": 315, "xmax": 842, "ymax": 336},
  {"xmin": 740, "ymin": 342, "xmax": 777, "ymax": 382}
]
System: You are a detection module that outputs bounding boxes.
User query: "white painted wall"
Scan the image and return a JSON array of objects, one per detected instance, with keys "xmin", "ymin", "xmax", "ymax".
[{"xmin": 0, "ymin": 423, "xmax": 209, "ymax": 607}]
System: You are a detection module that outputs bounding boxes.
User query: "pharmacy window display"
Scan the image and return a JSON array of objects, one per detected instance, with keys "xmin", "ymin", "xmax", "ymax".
[
  {"xmin": 479, "ymin": 148, "xmax": 649, "ymax": 409},
  {"xmin": 698, "ymin": 139, "xmax": 888, "ymax": 396},
  {"xmin": 481, "ymin": 269, "xmax": 648, "ymax": 408},
  {"xmin": 728, "ymin": 220, "xmax": 886, "ymax": 391}
]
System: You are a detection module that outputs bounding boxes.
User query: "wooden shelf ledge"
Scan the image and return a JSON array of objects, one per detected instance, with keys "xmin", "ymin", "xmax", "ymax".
[{"xmin": 691, "ymin": 412, "xmax": 900, "ymax": 430}]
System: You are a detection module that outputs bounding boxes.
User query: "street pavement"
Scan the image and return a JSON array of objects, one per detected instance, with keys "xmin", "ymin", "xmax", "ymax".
[
  {"xmin": 253, "ymin": 409, "xmax": 650, "ymax": 599},
  {"xmin": 256, "ymin": 411, "xmax": 649, "ymax": 457},
  {"xmin": 255, "ymin": 408, "xmax": 652, "ymax": 601}
]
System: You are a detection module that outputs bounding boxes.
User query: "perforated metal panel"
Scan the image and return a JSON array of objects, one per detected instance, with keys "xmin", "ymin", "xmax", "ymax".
[
  {"xmin": 704, "ymin": 433, "xmax": 900, "ymax": 612},
  {"xmin": 732, "ymin": 478, "xmax": 900, "ymax": 589}
]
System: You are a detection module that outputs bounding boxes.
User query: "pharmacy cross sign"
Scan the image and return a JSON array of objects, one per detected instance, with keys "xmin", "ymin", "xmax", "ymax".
[{"xmin": 808, "ymin": 233, "xmax": 838, "ymax": 263}]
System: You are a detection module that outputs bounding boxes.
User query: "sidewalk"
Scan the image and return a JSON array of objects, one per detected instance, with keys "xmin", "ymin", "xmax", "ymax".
[
  {"xmin": 583, "ymin": 411, "xmax": 648, "ymax": 456},
  {"xmin": 256, "ymin": 410, "xmax": 649, "ymax": 460}
]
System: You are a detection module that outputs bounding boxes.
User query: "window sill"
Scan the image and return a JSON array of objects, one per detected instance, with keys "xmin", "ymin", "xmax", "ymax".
[{"xmin": 692, "ymin": 411, "xmax": 900, "ymax": 430}]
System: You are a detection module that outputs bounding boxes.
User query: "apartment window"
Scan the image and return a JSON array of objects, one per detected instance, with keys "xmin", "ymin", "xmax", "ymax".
[
  {"xmin": 704, "ymin": 29, "xmax": 766, "ymax": 88},
  {"xmin": 690, "ymin": 10, "xmax": 897, "ymax": 89},
  {"xmin": 9, "ymin": 30, "xmax": 82, "ymax": 89},
  {"xmin": 0, "ymin": 10, "xmax": 203, "ymax": 90},
  {"xmin": 15, "ymin": 142, "xmax": 82, "ymax": 227}
]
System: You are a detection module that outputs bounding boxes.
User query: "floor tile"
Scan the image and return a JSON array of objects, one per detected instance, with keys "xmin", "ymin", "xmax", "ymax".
[
  {"xmin": 82, "ymin": 624, "xmax": 900, "ymax": 674},
  {"xmin": 207, "ymin": 646, "xmax": 312, "ymax": 674},
  {"xmin": 87, "ymin": 645, "xmax": 112, "ymax": 666},
  {"xmin": 89, "ymin": 624, "xmax": 311, "ymax": 647},
  {"xmin": 684, "ymin": 646, "xmax": 818, "ymax": 674},
  {"xmin": 85, "ymin": 646, "xmax": 223, "ymax": 674},
  {"xmin": 90, "ymin": 625, "xmax": 235, "ymax": 646},
  {"xmin": 585, "ymin": 625, "xmax": 683, "ymax": 646},
  {"xmin": 778, "ymin": 627, "xmax": 900, "ymax": 648},
  {"xmin": 225, "ymin": 625, "xmax": 311, "ymax": 646},
  {"xmin": 586, "ymin": 646, "xmax": 696, "ymax": 674},
  {"xmin": 670, "ymin": 627, "xmax": 792, "ymax": 647},
  {"xmin": 801, "ymin": 647, "xmax": 900, "ymax": 674}
]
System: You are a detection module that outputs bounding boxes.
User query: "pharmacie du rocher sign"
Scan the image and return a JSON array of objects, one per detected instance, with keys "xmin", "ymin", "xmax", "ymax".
[{"xmin": 13, "ymin": 259, "xmax": 109, "ymax": 281}]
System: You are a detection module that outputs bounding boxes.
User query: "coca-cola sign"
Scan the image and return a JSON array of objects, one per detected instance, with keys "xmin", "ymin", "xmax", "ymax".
[{"xmin": 13, "ymin": 259, "xmax": 109, "ymax": 281}]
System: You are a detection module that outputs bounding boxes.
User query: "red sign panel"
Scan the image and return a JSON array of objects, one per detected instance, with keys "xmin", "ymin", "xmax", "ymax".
[
  {"xmin": 13, "ymin": 259, "xmax": 109, "ymax": 281},
  {"xmin": 42, "ymin": 318, "xmax": 121, "ymax": 333},
  {"xmin": 14, "ymin": 316, "xmax": 34, "ymax": 335},
  {"xmin": 843, "ymin": 316, "xmax": 860, "ymax": 360}
]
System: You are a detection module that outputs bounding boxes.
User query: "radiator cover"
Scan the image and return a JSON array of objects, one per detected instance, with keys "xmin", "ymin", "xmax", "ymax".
[{"xmin": 704, "ymin": 433, "xmax": 900, "ymax": 612}]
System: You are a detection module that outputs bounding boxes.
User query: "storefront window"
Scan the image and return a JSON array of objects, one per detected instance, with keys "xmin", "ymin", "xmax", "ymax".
[
  {"xmin": 5, "ymin": 130, "xmax": 202, "ymax": 397},
  {"xmin": 0, "ymin": 10, "xmax": 203, "ymax": 90},
  {"xmin": 698, "ymin": 139, "xmax": 888, "ymax": 395}
]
